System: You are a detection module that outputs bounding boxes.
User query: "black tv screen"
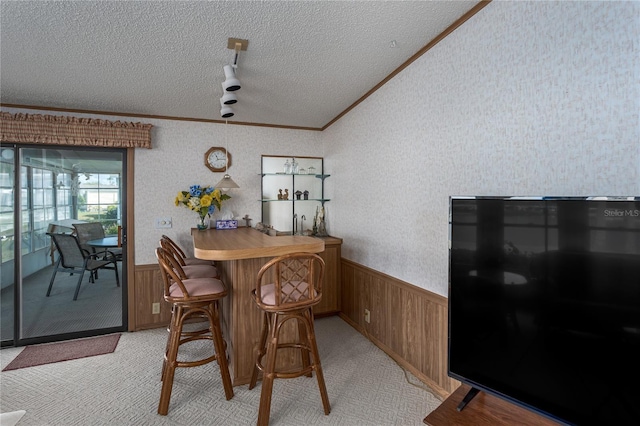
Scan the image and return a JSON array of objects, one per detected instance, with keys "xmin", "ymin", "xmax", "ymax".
[{"xmin": 448, "ymin": 197, "xmax": 640, "ymax": 425}]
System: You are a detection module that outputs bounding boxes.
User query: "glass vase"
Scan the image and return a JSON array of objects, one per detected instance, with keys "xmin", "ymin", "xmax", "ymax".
[{"xmin": 197, "ymin": 215, "xmax": 209, "ymax": 230}]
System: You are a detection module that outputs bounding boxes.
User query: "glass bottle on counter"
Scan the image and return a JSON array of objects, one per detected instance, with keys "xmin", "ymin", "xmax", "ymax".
[
  {"xmin": 283, "ymin": 159, "xmax": 291, "ymax": 174},
  {"xmin": 291, "ymin": 158, "xmax": 299, "ymax": 174}
]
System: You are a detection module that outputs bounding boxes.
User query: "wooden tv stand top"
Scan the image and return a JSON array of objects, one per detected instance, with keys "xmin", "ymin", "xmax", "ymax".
[{"xmin": 424, "ymin": 384, "xmax": 561, "ymax": 426}]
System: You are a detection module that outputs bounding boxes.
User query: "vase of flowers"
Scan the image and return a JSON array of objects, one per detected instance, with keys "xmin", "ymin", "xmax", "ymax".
[
  {"xmin": 196, "ymin": 214, "xmax": 208, "ymax": 230},
  {"xmin": 175, "ymin": 184, "xmax": 231, "ymax": 230}
]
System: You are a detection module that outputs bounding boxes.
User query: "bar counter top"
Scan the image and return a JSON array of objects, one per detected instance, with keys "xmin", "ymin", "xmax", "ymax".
[{"xmin": 192, "ymin": 227, "xmax": 325, "ymax": 261}]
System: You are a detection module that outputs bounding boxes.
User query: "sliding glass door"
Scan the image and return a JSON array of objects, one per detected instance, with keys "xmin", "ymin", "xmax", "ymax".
[
  {"xmin": 0, "ymin": 147, "xmax": 16, "ymax": 343},
  {"xmin": 0, "ymin": 145, "xmax": 127, "ymax": 347}
]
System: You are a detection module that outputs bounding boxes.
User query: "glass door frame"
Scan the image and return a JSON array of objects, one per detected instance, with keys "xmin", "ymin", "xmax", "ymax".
[{"xmin": 1, "ymin": 143, "xmax": 129, "ymax": 347}]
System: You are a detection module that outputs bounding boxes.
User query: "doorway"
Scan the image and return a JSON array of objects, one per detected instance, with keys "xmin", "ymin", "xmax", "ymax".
[{"xmin": 0, "ymin": 145, "xmax": 127, "ymax": 347}]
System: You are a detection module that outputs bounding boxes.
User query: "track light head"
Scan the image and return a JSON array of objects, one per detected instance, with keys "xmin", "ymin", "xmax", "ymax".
[
  {"xmin": 221, "ymin": 83, "xmax": 238, "ymax": 104},
  {"xmin": 223, "ymin": 65, "xmax": 241, "ymax": 92},
  {"xmin": 220, "ymin": 104, "xmax": 234, "ymax": 118}
]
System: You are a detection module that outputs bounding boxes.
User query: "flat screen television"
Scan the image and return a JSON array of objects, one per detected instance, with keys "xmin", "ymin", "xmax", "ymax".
[{"xmin": 448, "ymin": 196, "xmax": 640, "ymax": 425}]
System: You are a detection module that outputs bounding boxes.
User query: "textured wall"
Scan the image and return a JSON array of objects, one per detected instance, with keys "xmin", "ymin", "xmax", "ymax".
[
  {"xmin": 133, "ymin": 120, "xmax": 323, "ymax": 264},
  {"xmin": 324, "ymin": 1, "xmax": 640, "ymax": 296}
]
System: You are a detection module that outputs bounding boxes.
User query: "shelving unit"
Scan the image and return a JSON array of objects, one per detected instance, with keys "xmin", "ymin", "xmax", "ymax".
[{"xmin": 261, "ymin": 155, "xmax": 329, "ymax": 235}]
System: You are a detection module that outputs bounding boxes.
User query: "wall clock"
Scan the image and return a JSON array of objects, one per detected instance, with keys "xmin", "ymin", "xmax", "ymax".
[{"xmin": 205, "ymin": 147, "xmax": 231, "ymax": 172}]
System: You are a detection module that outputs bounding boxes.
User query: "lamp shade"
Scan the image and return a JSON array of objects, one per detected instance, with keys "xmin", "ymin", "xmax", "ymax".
[
  {"xmin": 215, "ymin": 174, "xmax": 240, "ymax": 189},
  {"xmin": 222, "ymin": 65, "xmax": 241, "ymax": 91}
]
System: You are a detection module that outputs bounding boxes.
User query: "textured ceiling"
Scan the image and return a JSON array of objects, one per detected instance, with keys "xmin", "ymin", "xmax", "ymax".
[{"xmin": 1, "ymin": 1, "xmax": 481, "ymax": 129}]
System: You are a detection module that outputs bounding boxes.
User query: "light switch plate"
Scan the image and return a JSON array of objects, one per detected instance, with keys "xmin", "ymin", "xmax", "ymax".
[{"xmin": 155, "ymin": 217, "xmax": 172, "ymax": 229}]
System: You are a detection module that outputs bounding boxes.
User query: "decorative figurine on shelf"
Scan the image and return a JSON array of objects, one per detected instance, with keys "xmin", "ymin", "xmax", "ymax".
[
  {"xmin": 283, "ymin": 189, "xmax": 289, "ymax": 200},
  {"xmin": 291, "ymin": 158, "xmax": 299, "ymax": 174},
  {"xmin": 303, "ymin": 190, "xmax": 309, "ymax": 200},
  {"xmin": 283, "ymin": 159, "xmax": 291, "ymax": 174},
  {"xmin": 278, "ymin": 189, "xmax": 283, "ymax": 200},
  {"xmin": 313, "ymin": 207, "xmax": 319, "ymax": 235},
  {"xmin": 316, "ymin": 206, "xmax": 328, "ymax": 237},
  {"xmin": 295, "ymin": 190, "xmax": 302, "ymax": 200}
]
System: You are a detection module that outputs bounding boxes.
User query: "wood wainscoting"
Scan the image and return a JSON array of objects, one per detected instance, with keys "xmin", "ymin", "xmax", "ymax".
[
  {"xmin": 340, "ymin": 258, "xmax": 459, "ymax": 399},
  {"xmin": 131, "ymin": 264, "xmax": 172, "ymax": 330},
  {"xmin": 131, "ymin": 254, "xmax": 458, "ymax": 398}
]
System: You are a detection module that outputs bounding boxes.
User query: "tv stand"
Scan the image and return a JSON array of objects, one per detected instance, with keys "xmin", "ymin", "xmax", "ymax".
[
  {"xmin": 456, "ymin": 386, "xmax": 480, "ymax": 411},
  {"xmin": 424, "ymin": 384, "xmax": 560, "ymax": 426}
]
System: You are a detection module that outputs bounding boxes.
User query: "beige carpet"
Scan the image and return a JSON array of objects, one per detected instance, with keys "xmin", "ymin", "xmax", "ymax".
[{"xmin": 0, "ymin": 316, "xmax": 442, "ymax": 425}]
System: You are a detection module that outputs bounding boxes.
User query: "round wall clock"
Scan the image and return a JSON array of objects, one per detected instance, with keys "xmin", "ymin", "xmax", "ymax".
[{"xmin": 205, "ymin": 147, "xmax": 231, "ymax": 172}]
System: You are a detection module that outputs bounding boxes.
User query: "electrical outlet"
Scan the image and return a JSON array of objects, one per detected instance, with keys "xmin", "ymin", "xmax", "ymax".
[
  {"xmin": 152, "ymin": 302, "xmax": 160, "ymax": 314},
  {"xmin": 155, "ymin": 217, "xmax": 172, "ymax": 229},
  {"xmin": 364, "ymin": 309, "xmax": 371, "ymax": 323}
]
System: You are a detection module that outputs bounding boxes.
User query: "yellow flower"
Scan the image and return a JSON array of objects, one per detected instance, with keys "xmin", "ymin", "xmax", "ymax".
[
  {"xmin": 175, "ymin": 192, "xmax": 188, "ymax": 206},
  {"xmin": 175, "ymin": 185, "xmax": 231, "ymax": 219},
  {"xmin": 200, "ymin": 194, "xmax": 212, "ymax": 207}
]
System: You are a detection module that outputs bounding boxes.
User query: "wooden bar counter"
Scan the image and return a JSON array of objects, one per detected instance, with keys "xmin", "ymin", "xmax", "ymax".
[{"xmin": 192, "ymin": 227, "xmax": 325, "ymax": 386}]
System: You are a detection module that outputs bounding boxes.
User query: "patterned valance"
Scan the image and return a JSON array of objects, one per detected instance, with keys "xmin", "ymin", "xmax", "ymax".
[{"xmin": 0, "ymin": 112, "xmax": 152, "ymax": 148}]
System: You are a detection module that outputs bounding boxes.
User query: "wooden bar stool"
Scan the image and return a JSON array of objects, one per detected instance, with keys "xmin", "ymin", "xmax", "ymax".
[
  {"xmin": 155, "ymin": 247, "xmax": 234, "ymax": 415},
  {"xmin": 160, "ymin": 244, "xmax": 219, "ymax": 279},
  {"xmin": 248, "ymin": 252, "xmax": 330, "ymax": 426},
  {"xmin": 161, "ymin": 234, "xmax": 215, "ymax": 266},
  {"xmin": 157, "ymin": 246, "xmax": 219, "ymax": 376}
]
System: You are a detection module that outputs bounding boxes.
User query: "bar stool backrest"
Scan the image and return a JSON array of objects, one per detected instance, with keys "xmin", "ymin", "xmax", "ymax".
[
  {"xmin": 160, "ymin": 235, "xmax": 187, "ymax": 264},
  {"xmin": 156, "ymin": 247, "xmax": 192, "ymax": 301},
  {"xmin": 254, "ymin": 252, "xmax": 325, "ymax": 311}
]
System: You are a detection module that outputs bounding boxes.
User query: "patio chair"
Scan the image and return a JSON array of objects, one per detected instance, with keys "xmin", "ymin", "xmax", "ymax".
[
  {"xmin": 47, "ymin": 233, "xmax": 120, "ymax": 300},
  {"xmin": 74, "ymin": 222, "xmax": 122, "ymax": 260}
]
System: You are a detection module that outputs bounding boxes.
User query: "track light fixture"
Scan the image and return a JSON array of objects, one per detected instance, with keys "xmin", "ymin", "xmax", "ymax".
[{"xmin": 219, "ymin": 38, "xmax": 248, "ymax": 118}]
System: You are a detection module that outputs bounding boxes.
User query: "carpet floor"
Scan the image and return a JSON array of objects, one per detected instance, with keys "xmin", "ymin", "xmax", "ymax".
[{"xmin": 0, "ymin": 316, "xmax": 442, "ymax": 425}]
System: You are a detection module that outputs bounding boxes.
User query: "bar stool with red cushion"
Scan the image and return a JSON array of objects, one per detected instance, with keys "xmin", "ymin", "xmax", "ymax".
[
  {"xmin": 161, "ymin": 234, "xmax": 214, "ymax": 266},
  {"xmin": 155, "ymin": 247, "xmax": 234, "ymax": 415},
  {"xmin": 248, "ymin": 252, "xmax": 330, "ymax": 426}
]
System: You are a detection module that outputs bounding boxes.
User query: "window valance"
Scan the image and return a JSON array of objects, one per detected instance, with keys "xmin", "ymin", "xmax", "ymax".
[{"xmin": 0, "ymin": 112, "xmax": 152, "ymax": 148}]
